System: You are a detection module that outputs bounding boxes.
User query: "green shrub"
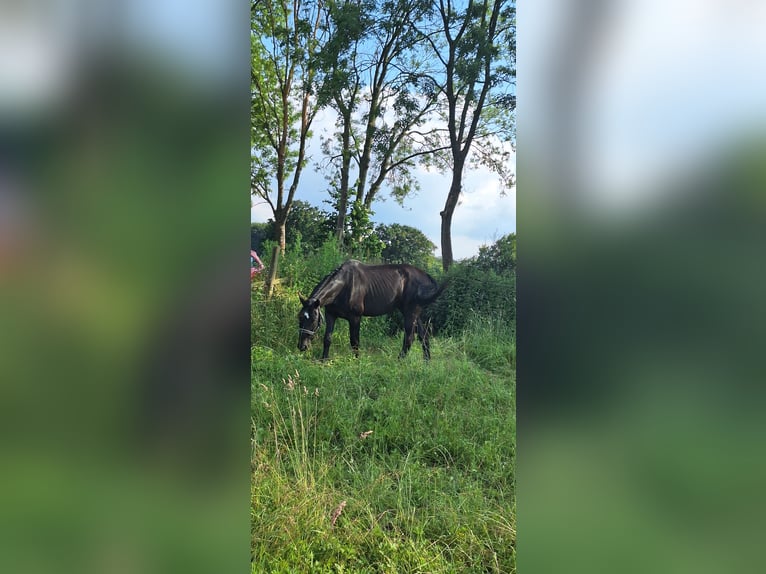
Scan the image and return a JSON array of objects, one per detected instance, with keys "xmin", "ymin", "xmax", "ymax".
[
  {"xmin": 426, "ymin": 262, "xmax": 515, "ymax": 336},
  {"xmin": 474, "ymin": 232, "xmax": 516, "ymax": 276},
  {"xmin": 375, "ymin": 223, "xmax": 437, "ymax": 270},
  {"xmin": 260, "ymin": 237, "xmax": 347, "ymax": 297}
]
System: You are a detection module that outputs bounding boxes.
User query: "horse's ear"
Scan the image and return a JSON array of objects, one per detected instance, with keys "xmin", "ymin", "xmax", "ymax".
[
  {"xmin": 299, "ymin": 293, "xmax": 307, "ymax": 306},
  {"xmin": 311, "ymin": 299, "xmax": 320, "ymax": 309}
]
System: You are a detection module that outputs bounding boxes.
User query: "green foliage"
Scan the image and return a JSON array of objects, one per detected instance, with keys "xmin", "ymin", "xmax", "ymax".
[
  {"xmin": 251, "ymin": 0, "xmax": 328, "ymax": 239},
  {"xmin": 261, "ymin": 236, "xmax": 347, "ymax": 298},
  {"xmin": 251, "ymin": 284, "xmax": 516, "ymax": 573},
  {"xmin": 475, "ymin": 232, "xmax": 516, "ymax": 276},
  {"xmin": 417, "ymin": 0, "xmax": 516, "ymax": 270},
  {"xmin": 251, "ymin": 284, "xmax": 300, "ymax": 355},
  {"xmin": 419, "ymin": 0, "xmax": 516, "ymax": 162},
  {"xmin": 315, "ymin": 0, "xmax": 438, "ymax": 233},
  {"xmin": 283, "ymin": 200, "xmax": 336, "ymax": 250},
  {"xmin": 250, "ymin": 0, "xmax": 300, "ymax": 190},
  {"xmin": 417, "ymin": 233, "xmax": 517, "ymax": 335},
  {"xmin": 347, "ymin": 201, "xmax": 384, "ymax": 260},
  {"xmin": 313, "ymin": 0, "xmax": 372, "ymax": 109},
  {"xmin": 250, "ymin": 222, "xmax": 271, "ymax": 252},
  {"xmin": 253, "ymin": 201, "xmax": 335, "ymax": 253},
  {"xmin": 455, "ymin": 314, "xmax": 516, "ymax": 377},
  {"xmin": 375, "ymin": 223, "xmax": 437, "ymax": 269},
  {"xmin": 427, "ymin": 261, "xmax": 515, "ymax": 336}
]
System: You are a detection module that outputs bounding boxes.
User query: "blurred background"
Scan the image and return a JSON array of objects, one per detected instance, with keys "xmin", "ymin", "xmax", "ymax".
[
  {"xmin": 3, "ymin": 0, "xmax": 766, "ymax": 572},
  {"xmin": 518, "ymin": 0, "xmax": 766, "ymax": 572},
  {"xmin": 0, "ymin": 1, "xmax": 250, "ymax": 573}
]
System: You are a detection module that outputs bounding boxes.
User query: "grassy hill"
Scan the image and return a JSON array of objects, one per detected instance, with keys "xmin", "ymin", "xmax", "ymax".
[{"xmin": 251, "ymin": 282, "xmax": 515, "ymax": 573}]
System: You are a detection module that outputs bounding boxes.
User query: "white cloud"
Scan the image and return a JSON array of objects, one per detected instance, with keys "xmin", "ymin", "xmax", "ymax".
[
  {"xmin": 453, "ymin": 169, "xmax": 516, "ymax": 238},
  {"xmin": 448, "ymin": 235, "xmax": 494, "ymax": 261},
  {"xmin": 251, "ymin": 201, "xmax": 272, "ymax": 223}
]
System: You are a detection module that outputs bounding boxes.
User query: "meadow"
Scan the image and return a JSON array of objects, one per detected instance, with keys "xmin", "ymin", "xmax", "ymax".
[{"xmin": 251, "ymin": 260, "xmax": 515, "ymax": 573}]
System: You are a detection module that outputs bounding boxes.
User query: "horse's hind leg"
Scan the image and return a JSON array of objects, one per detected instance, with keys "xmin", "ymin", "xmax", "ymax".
[
  {"xmin": 399, "ymin": 312, "xmax": 417, "ymax": 358},
  {"xmin": 349, "ymin": 316, "xmax": 361, "ymax": 357},
  {"xmin": 416, "ymin": 317, "xmax": 430, "ymax": 360}
]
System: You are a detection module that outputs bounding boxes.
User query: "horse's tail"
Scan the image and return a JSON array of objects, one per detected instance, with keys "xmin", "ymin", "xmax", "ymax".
[{"xmin": 418, "ymin": 278, "xmax": 448, "ymax": 306}]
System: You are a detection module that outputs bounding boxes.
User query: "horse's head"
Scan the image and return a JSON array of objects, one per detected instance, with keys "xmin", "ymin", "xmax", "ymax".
[{"xmin": 297, "ymin": 295, "xmax": 322, "ymax": 352}]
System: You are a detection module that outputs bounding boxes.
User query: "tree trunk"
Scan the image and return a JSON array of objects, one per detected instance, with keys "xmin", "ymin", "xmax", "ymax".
[
  {"xmin": 440, "ymin": 161, "xmax": 465, "ymax": 272},
  {"xmin": 335, "ymin": 108, "xmax": 352, "ymax": 244},
  {"xmin": 335, "ymin": 195, "xmax": 348, "ymax": 244},
  {"xmin": 265, "ymin": 244, "xmax": 280, "ymax": 299},
  {"xmin": 274, "ymin": 210, "xmax": 287, "ymax": 253},
  {"xmin": 355, "ymin": 70, "xmax": 384, "ymax": 211}
]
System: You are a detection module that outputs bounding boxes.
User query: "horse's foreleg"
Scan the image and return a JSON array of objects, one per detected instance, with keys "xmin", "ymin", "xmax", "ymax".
[
  {"xmin": 322, "ymin": 313, "xmax": 336, "ymax": 360},
  {"xmin": 349, "ymin": 317, "xmax": 361, "ymax": 357},
  {"xmin": 416, "ymin": 317, "xmax": 430, "ymax": 360},
  {"xmin": 399, "ymin": 312, "xmax": 417, "ymax": 358}
]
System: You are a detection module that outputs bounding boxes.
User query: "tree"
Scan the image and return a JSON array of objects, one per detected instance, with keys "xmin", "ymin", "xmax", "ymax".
[
  {"xmin": 375, "ymin": 223, "xmax": 436, "ymax": 268},
  {"xmin": 315, "ymin": 0, "xmax": 440, "ymax": 248},
  {"xmin": 474, "ymin": 232, "xmax": 515, "ymax": 275},
  {"xmin": 313, "ymin": 0, "xmax": 369, "ymax": 243},
  {"xmin": 282, "ymin": 200, "xmax": 335, "ymax": 250},
  {"xmin": 250, "ymin": 0, "xmax": 328, "ymax": 253},
  {"xmin": 253, "ymin": 201, "xmax": 335, "ymax": 252},
  {"xmin": 417, "ymin": 0, "xmax": 516, "ymax": 271},
  {"xmin": 251, "ymin": 222, "xmax": 272, "ymax": 252}
]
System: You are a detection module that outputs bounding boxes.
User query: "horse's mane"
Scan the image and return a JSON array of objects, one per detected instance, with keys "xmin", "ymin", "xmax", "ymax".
[{"xmin": 309, "ymin": 262, "xmax": 348, "ymax": 299}]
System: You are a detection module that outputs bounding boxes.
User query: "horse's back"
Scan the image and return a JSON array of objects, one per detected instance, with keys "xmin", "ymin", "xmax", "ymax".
[{"xmin": 332, "ymin": 260, "xmax": 440, "ymax": 314}]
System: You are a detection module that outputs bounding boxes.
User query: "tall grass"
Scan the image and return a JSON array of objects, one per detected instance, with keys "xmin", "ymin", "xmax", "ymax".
[
  {"xmin": 252, "ymin": 242, "xmax": 515, "ymax": 571},
  {"xmin": 251, "ymin": 368, "xmax": 464, "ymax": 573},
  {"xmin": 252, "ymin": 284, "xmax": 516, "ymax": 572},
  {"xmin": 456, "ymin": 315, "xmax": 516, "ymax": 376}
]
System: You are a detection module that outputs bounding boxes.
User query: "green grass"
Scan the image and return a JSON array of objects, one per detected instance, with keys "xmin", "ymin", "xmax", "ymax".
[{"xmin": 252, "ymin": 283, "xmax": 515, "ymax": 573}]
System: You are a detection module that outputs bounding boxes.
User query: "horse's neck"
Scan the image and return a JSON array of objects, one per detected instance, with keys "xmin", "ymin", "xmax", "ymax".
[{"xmin": 313, "ymin": 275, "xmax": 345, "ymax": 305}]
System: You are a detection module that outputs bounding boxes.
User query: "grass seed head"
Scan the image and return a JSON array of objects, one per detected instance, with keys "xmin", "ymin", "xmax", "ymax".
[{"xmin": 330, "ymin": 500, "xmax": 347, "ymax": 527}]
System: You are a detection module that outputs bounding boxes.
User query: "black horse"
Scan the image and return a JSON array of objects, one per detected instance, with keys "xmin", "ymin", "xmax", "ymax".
[{"xmin": 298, "ymin": 260, "xmax": 446, "ymax": 359}]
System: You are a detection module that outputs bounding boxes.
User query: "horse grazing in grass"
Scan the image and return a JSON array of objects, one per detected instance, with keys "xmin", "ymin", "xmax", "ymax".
[{"xmin": 297, "ymin": 260, "xmax": 446, "ymax": 360}]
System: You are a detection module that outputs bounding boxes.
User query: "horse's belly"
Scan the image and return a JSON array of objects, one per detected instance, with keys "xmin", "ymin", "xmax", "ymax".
[
  {"xmin": 363, "ymin": 297, "xmax": 398, "ymax": 316},
  {"xmin": 363, "ymin": 307, "xmax": 390, "ymax": 317}
]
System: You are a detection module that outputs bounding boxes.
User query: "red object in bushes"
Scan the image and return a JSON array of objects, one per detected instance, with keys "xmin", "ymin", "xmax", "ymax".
[{"xmin": 250, "ymin": 250, "xmax": 264, "ymax": 279}]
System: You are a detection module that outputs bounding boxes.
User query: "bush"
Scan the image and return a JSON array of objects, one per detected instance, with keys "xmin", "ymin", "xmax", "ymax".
[
  {"xmin": 251, "ymin": 222, "xmax": 271, "ymax": 253},
  {"xmin": 375, "ymin": 223, "xmax": 437, "ymax": 269},
  {"xmin": 253, "ymin": 201, "xmax": 336, "ymax": 253},
  {"xmin": 474, "ymin": 232, "xmax": 516, "ymax": 276},
  {"xmin": 426, "ymin": 261, "xmax": 515, "ymax": 336},
  {"xmin": 261, "ymin": 236, "xmax": 347, "ymax": 297}
]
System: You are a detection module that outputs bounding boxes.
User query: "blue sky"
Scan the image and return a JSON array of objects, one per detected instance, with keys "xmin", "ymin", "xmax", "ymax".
[{"xmin": 520, "ymin": 0, "xmax": 766, "ymax": 217}]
